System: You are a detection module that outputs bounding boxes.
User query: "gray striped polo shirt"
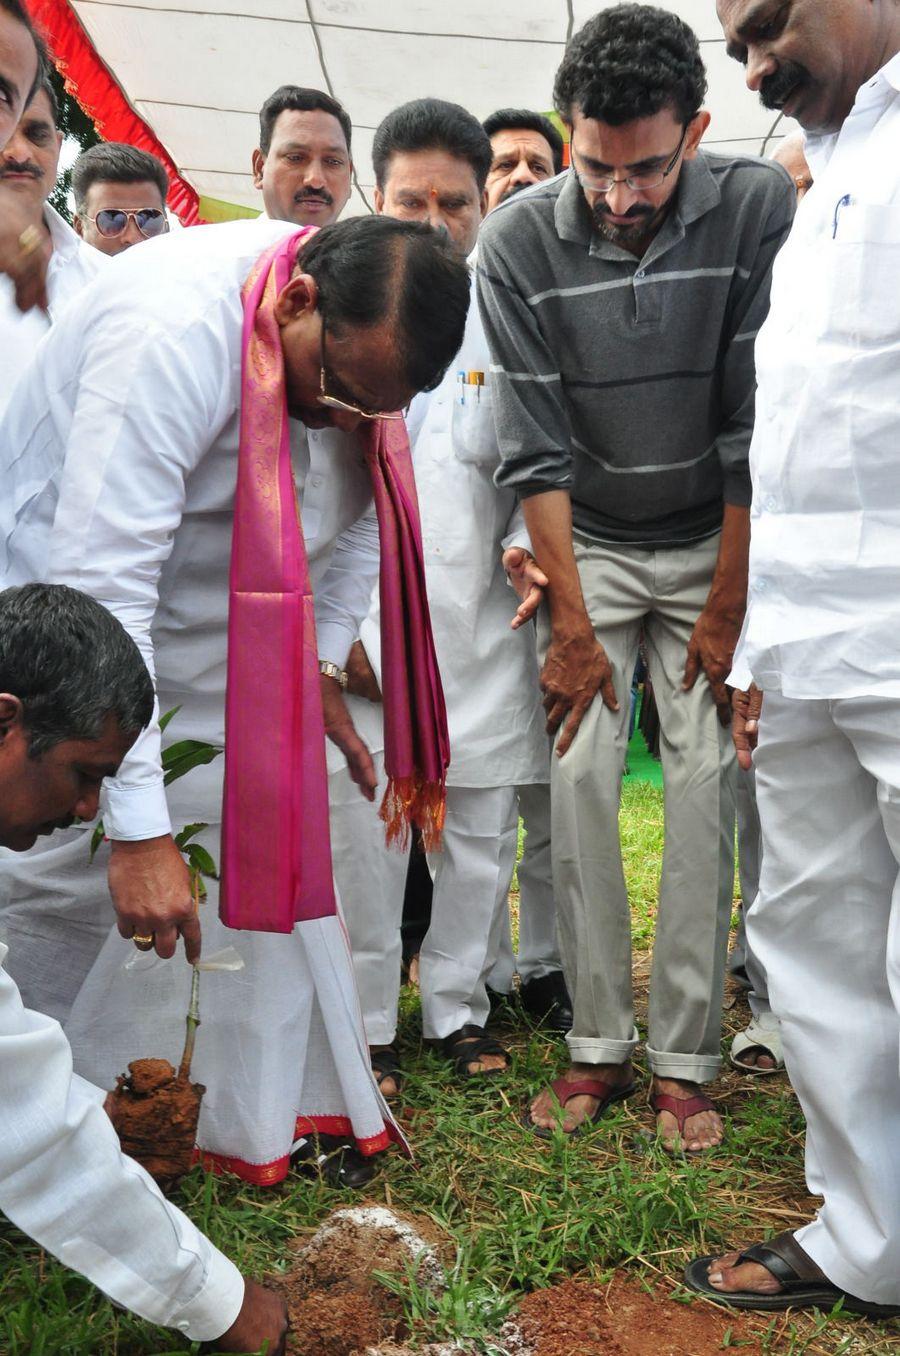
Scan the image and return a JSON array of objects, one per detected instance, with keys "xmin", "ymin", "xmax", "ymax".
[{"xmin": 476, "ymin": 151, "xmax": 795, "ymax": 548}]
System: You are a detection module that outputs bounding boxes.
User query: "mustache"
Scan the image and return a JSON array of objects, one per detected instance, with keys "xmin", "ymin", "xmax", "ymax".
[
  {"xmin": 294, "ymin": 189, "xmax": 334, "ymax": 205},
  {"xmin": 760, "ymin": 60, "xmax": 810, "ymax": 111},
  {"xmin": 0, "ymin": 161, "xmax": 42, "ymax": 178},
  {"xmin": 592, "ymin": 202, "xmax": 654, "ymax": 223}
]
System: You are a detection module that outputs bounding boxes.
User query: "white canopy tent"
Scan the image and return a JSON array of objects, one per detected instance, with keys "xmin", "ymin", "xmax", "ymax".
[{"xmin": 52, "ymin": 0, "xmax": 794, "ymax": 222}]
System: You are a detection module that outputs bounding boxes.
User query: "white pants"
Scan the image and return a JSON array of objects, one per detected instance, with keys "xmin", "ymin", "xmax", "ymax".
[
  {"xmin": 489, "ymin": 782, "xmax": 560, "ymax": 991},
  {"xmin": 752, "ymin": 693, "xmax": 900, "ymax": 1303},
  {"xmin": 730, "ymin": 765, "xmax": 772, "ymax": 1019},
  {"xmin": 329, "ymin": 749, "xmax": 408, "ymax": 1046},
  {"xmin": 330, "ymin": 762, "xmax": 520, "ymax": 1043}
]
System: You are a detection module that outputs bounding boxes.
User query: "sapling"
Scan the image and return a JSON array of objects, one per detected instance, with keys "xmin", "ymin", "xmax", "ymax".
[{"xmin": 100, "ymin": 711, "xmax": 223, "ymax": 1192}]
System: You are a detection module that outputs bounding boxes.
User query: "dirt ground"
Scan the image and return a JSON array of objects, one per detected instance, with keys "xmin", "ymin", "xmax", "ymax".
[
  {"xmin": 274, "ymin": 1206, "xmax": 774, "ymax": 1356},
  {"xmin": 502, "ymin": 1275, "xmax": 768, "ymax": 1356}
]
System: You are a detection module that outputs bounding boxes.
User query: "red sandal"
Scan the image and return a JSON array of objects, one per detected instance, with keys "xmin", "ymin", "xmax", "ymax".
[
  {"xmin": 523, "ymin": 1074, "xmax": 635, "ymax": 1138},
  {"xmin": 650, "ymin": 1089, "xmax": 721, "ymax": 1155}
]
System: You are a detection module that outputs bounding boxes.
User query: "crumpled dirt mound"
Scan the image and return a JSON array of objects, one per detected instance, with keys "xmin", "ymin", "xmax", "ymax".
[
  {"xmin": 288, "ymin": 1205, "xmax": 446, "ymax": 1297},
  {"xmin": 107, "ymin": 1058, "xmax": 204, "ymax": 1191},
  {"xmin": 278, "ymin": 1206, "xmax": 448, "ymax": 1356},
  {"xmin": 502, "ymin": 1275, "xmax": 766, "ymax": 1356}
]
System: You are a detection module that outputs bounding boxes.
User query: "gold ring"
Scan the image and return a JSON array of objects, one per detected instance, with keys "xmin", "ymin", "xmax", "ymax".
[
  {"xmin": 18, "ymin": 224, "xmax": 41, "ymax": 257},
  {"xmin": 132, "ymin": 933, "xmax": 155, "ymax": 951}
]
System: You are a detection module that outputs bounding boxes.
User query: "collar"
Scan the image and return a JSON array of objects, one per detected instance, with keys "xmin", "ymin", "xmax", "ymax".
[
  {"xmin": 554, "ymin": 153, "xmax": 722, "ymax": 262},
  {"xmin": 43, "ymin": 202, "xmax": 87, "ymax": 263},
  {"xmin": 805, "ymin": 49, "xmax": 900, "ymax": 169}
]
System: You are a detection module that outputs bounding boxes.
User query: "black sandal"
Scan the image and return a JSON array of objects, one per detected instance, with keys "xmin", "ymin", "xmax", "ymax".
[
  {"xmin": 371, "ymin": 1046, "xmax": 403, "ymax": 1098},
  {"xmin": 684, "ymin": 1230, "xmax": 900, "ymax": 1318},
  {"xmin": 441, "ymin": 1023, "xmax": 510, "ymax": 1079}
]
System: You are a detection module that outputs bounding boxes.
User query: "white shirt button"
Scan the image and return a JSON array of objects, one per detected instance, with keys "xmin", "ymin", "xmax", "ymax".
[
  {"xmin": 764, "ymin": 496, "xmax": 778, "ymax": 511},
  {"xmin": 635, "ymin": 269, "xmax": 646, "ymax": 279},
  {"xmin": 311, "ymin": 476, "xmax": 322, "ymax": 488}
]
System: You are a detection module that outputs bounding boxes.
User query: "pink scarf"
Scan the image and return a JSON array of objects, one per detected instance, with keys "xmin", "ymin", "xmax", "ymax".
[{"xmin": 219, "ymin": 229, "xmax": 449, "ymax": 933}]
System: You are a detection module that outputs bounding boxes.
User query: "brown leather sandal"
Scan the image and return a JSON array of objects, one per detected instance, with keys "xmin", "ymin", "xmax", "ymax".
[{"xmin": 684, "ymin": 1230, "xmax": 900, "ymax": 1317}]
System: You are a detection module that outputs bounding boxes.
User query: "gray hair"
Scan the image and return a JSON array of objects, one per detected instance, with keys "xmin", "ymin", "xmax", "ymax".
[{"xmin": 0, "ymin": 584, "xmax": 154, "ymax": 756}]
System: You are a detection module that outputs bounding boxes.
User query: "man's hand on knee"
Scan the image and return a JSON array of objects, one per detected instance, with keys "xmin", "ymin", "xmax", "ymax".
[
  {"xmin": 541, "ymin": 622, "xmax": 618, "ymax": 758},
  {"xmin": 682, "ymin": 602, "xmax": 745, "ymax": 726}
]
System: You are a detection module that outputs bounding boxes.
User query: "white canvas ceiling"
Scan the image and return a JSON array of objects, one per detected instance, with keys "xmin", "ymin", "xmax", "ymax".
[{"xmin": 68, "ymin": 0, "xmax": 795, "ymax": 219}]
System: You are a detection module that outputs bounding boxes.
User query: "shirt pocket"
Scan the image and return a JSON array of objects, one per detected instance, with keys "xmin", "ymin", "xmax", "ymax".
[
  {"xmin": 826, "ymin": 203, "xmax": 900, "ymax": 344},
  {"xmin": 451, "ymin": 385, "xmax": 499, "ymax": 466}
]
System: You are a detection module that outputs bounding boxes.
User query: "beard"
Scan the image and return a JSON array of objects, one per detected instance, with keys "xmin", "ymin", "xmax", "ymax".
[
  {"xmin": 760, "ymin": 60, "xmax": 812, "ymax": 112},
  {"xmin": 591, "ymin": 200, "xmax": 665, "ymax": 250}
]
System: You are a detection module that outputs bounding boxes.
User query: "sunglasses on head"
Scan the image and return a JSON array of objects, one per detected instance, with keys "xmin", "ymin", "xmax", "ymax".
[{"xmin": 87, "ymin": 208, "xmax": 169, "ymax": 239}]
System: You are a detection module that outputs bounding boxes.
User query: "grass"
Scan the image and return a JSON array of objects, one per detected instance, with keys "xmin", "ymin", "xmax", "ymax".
[{"xmin": 1, "ymin": 776, "xmax": 897, "ymax": 1355}]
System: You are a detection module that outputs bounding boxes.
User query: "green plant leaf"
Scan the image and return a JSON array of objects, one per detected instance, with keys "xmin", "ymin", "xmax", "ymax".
[
  {"xmin": 185, "ymin": 844, "xmax": 218, "ymax": 879},
  {"xmin": 88, "ymin": 821, "xmax": 106, "ymax": 863},
  {"xmin": 163, "ymin": 746, "xmax": 222, "ymax": 786},
  {"xmin": 158, "ymin": 705, "xmax": 183, "ymax": 734}
]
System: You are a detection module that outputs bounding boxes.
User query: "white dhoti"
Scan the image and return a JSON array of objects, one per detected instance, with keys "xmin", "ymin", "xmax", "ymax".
[{"xmin": 752, "ymin": 693, "xmax": 900, "ymax": 1303}]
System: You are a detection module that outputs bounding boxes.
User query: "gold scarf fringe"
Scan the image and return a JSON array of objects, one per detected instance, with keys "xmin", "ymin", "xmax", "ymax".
[{"xmin": 380, "ymin": 775, "xmax": 446, "ymax": 853}]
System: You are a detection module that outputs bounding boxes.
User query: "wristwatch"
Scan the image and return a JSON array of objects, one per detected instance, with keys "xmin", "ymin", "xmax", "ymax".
[{"xmin": 319, "ymin": 659, "xmax": 348, "ymax": 690}]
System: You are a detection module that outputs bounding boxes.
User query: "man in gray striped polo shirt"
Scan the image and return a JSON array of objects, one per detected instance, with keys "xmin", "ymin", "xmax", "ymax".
[{"xmin": 477, "ymin": 3, "xmax": 795, "ymax": 1152}]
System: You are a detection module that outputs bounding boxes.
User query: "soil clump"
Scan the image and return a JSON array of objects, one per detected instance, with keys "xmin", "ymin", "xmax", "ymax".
[{"xmin": 107, "ymin": 1057, "xmax": 204, "ymax": 1191}]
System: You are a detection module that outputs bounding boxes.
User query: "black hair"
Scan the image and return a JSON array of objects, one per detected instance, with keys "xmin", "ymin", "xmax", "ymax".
[
  {"xmin": 297, "ymin": 214, "xmax": 470, "ymax": 395},
  {"xmin": 554, "ymin": 3, "xmax": 707, "ymax": 128},
  {"xmin": 482, "ymin": 108, "xmax": 565, "ymax": 175},
  {"xmin": 0, "ymin": 0, "xmax": 46, "ymax": 107},
  {"xmin": 0, "ymin": 584, "xmax": 154, "ymax": 756},
  {"xmin": 258, "ymin": 85, "xmax": 352, "ymax": 156},
  {"xmin": 71, "ymin": 141, "xmax": 169, "ymax": 212},
  {"xmin": 372, "ymin": 97, "xmax": 492, "ymax": 193}
]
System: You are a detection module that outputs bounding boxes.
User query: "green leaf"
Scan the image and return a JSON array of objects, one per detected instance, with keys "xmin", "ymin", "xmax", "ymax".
[
  {"xmin": 174, "ymin": 822, "xmax": 209, "ymax": 849},
  {"xmin": 88, "ymin": 821, "xmax": 106, "ymax": 863},
  {"xmin": 185, "ymin": 844, "xmax": 218, "ymax": 879},
  {"xmin": 163, "ymin": 746, "xmax": 222, "ymax": 786},
  {"xmin": 161, "ymin": 738, "xmax": 220, "ymax": 767},
  {"xmin": 158, "ymin": 705, "xmax": 183, "ymax": 734}
]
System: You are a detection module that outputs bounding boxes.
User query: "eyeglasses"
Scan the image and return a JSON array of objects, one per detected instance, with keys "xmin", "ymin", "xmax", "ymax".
[
  {"xmin": 86, "ymin": 208, "xmax": 169, "ymax": 239},
  {"xmin": 574, "ymin": 125, "xmax": 688, "ymax": 194},
  {"xmin": 318, "ymin": 315, "xmax": 405, "ymax": 421}
]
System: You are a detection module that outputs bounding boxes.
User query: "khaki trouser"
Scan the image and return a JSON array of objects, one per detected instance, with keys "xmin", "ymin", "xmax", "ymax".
[{"xmin": 543, "ymin": 532, "xmax": 736, "ymax": 1082}]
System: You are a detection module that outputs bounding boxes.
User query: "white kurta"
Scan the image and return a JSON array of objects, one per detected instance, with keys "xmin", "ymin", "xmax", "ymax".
[
  {"xmin": 730, "ymin": 54, "xmax": 900, "ymax": 700},
  {"xmin": 0, "ymin": 943, "xmax": 244, "ymax": 1340},
  {"xmin": 0, "ymin": 203, "xmax": 104, "ymax": 418},
  {"xmin": 0, "ymin": 218, "xmax": 394, "ymax": 1180}
]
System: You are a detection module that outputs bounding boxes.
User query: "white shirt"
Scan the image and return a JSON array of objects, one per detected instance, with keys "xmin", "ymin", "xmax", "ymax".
[
  {"xmin": 0, "ymin": 203, "xmax": 104, "ymax": 417},
  {"xmin": 730, "ymin": 53, "xmax": 900, "ymax": 698},
  {"xmin": 359, "ymin": 279, "xmax": 547, "ymax": 788},
  {"xmin": 0, "ymin": 942, "xmax": 243, "ymax": 1339},
  {"xmin": 0, "ymin": 218, "xmax": 379, "ymax": 838}
]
